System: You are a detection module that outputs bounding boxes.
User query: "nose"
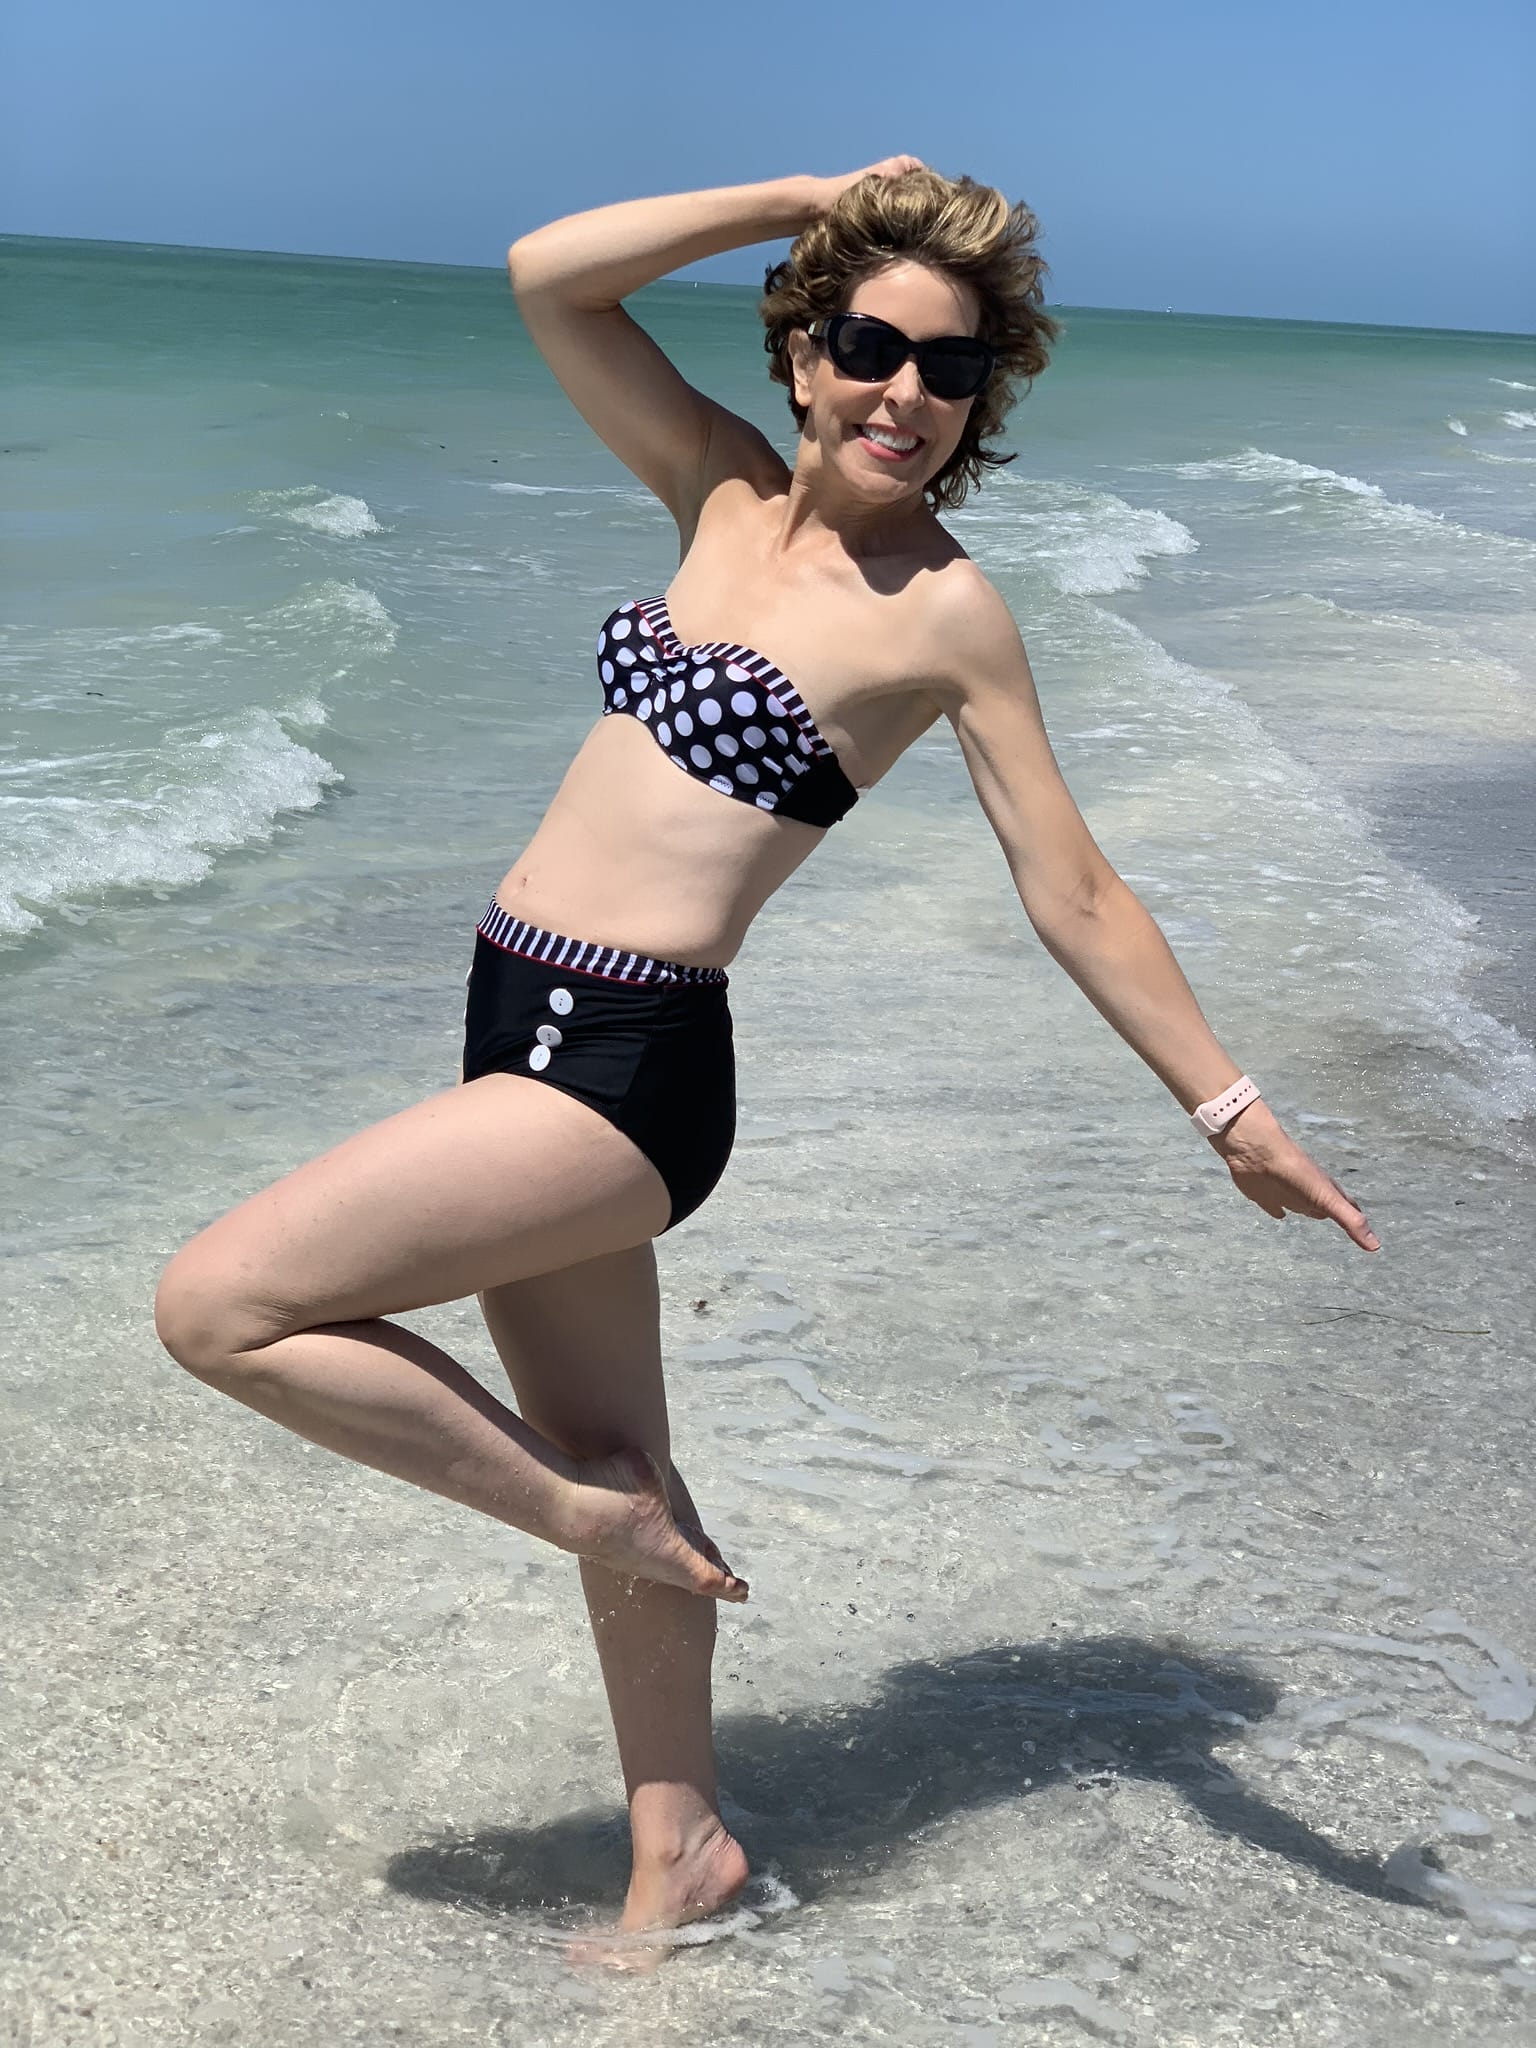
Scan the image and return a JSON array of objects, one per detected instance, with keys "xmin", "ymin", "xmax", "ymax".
[{"xmin": 883, "ymin": 355, "xmax": 926, "ymax": 408}]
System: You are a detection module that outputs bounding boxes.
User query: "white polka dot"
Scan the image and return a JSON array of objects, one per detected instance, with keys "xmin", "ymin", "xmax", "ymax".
[
  {"xmin": 755, "ymin": 792, "xmax": 777, "ymax": 810},
  {"xmin": 670, "ymin": 753, "xmax": 685, "ymax": 768},
  {"xmin": 761, "ymin": 754, "xmax": 782, "ymax": 773},
  {"xmin": 731, "ymin": 691, "xmax": 757, "ymax": 717},
  {"xmin": 709, "ymin": 774, "xmax": 734, "ymax": 795},
  {"xmin": 726, "ymin": 662, "xmax": 751, "ymax": 682},
  {"xmin": 771, "ymin": 725, "xmax": 789, "ymax": 744},
  {"xmin": 658, "ymin": 720, "xmax": 671, "ymax": 745},
  {"xmin": 736, "ymin": 762, "xmax": 759, "ymax": 784},
  {"xmin": 637, "ymin": 699, "xmax": 652, "ymax": 720},
  {"xmin": 742, "ymin": 725, "xmax": 766, "ymax": 748},
  {"xmin": 798, "ymin": 734, "xmax": 814, "ymax": 753},
  {"xmin": 690, "ymin": 744, "xmax": 713, "ymax": 769},
  {"xmin": 652, "ymin": 691, "xmax": 668, "ymax": 715},
  {"xmin": 600, "ymin": 660, "xmax": 614, "ymax": 684},
  {"xmin": 765, "ymin": 694, "xmax": 787, "ymax": 717},
  {"xmin": 641, "ymin": 644, "xmax": 658, "ymax": 662},
  {"xmin": 673, "ymin": 709, "xmax": 694, "ymax": 737},
  {"xmin": 690, "ymin": 665, "xmax": 715, "ymax": 690},
  {"xmin": 610, "ymin": 617, "xmax": 631, "ymax": 639},
  {"xmin": 714, "ymin": 732, "xmax": 739, "ymax": 757},
  {"xmin": 617, "ymin": 646, "xmax": 636, "ymax": 666},
  {"xmin": 670, "ymin": 680, "xmax": 686, "ymax": 703},
  {"xmin": 697, "ymin": 697, "xmax": 722, "ymax": 726},
  {"xmin": 613, "ymin": 686, "xmax": 627, "ymax": 707}
]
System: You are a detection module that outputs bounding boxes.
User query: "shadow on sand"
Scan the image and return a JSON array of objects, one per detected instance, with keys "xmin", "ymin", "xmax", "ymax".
[{"xmin": 385, "ymin": 1633, "xmax": 1430, "ymax": 1921}]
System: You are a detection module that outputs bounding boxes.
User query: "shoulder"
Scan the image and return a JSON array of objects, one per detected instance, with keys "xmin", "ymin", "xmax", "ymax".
[{"xmin": 912, "ymin": 556, "xmax": 1031, "ymax": 715}]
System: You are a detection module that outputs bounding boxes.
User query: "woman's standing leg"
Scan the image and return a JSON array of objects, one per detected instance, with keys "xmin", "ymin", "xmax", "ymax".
[{"xmin": 480, "ymin": 1246, "xmax": 749, "ymax": 1936}]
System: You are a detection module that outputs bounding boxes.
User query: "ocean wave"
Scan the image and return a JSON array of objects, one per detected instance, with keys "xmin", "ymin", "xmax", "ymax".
[
  {"xmin": 254, "ymin": 486, "xmax": 382, "ymax": 537},
  {"xmin": 262, "ymin": 578, "xmax": 399, "ymax": 653},
  {"xmin": 949, "ymin": 475, "xmax": 1198, "ymax": 597},
  {"xmin": 486, "ymin": 480, "xmax": 631, "ymax": 496},
  {"xmin": 1490, "ymin": 379, "xmax": 1535, "ymax": 391},
  {"xmin": 1157, "ymin": 447, "xmax": 1536, "ymax": 552},
  {"xmin": 1501, "ymin": 410, "xmax": 1536, "ymax": 431},
  {"xmin": 1447, "ymin": 418, "xmax": 1468, "ymax": 436},
  {"xmin": 0, "ymin": 704, "xmax": 342, "ymax": 938}
]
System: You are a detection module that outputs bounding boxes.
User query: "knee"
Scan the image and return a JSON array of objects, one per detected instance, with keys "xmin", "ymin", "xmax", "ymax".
[{"xmin": 153, "ymin": 1246, "xmax": 267, "ymax": 1380}]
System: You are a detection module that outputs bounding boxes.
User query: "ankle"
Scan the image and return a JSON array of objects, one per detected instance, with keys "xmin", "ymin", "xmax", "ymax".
[{"xmin": 628, "ymin": 1794, "xmax": 728, "ymax": 1870}]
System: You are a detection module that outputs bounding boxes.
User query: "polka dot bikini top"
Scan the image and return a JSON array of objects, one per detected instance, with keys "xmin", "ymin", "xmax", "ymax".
[{"xmin": 596, "ymin": 597, "xmax": 864, "ymax": 827}]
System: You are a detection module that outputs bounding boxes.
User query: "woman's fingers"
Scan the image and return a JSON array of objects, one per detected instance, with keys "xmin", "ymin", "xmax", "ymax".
[
  {"xmin": 1319, "ymin": 1180, "xmax": 1381, "ymax": 1251},
  {"xmin": 1231, "ymin": 1157, "xmax": 1381, "ymax": 1249}
]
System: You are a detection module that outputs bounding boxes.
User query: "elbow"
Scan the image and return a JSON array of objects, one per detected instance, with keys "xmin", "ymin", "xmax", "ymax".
[{"xmin": 1022, "ymin": 864, "xmax": 1128, "ymax": 949}]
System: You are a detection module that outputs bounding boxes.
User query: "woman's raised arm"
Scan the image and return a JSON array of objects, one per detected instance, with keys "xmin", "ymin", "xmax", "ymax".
[
  {"xmin": 506, "ymin": 181, "xmax": 816, "ymax": 525},
  {"xmin": 505, "ymin": 163, "xmax": 924, "ymax": 526}
]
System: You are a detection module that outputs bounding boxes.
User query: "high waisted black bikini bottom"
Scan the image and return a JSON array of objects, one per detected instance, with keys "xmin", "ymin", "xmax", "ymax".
[{"xmin": 461, "ymin": 900, "xmax": 735, "ymax": 1232}]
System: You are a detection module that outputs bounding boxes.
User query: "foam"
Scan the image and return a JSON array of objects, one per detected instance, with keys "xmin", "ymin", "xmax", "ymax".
[
  {"xmin": 264, "ymin": 578, "xmax": 398, "ymax": 652},
  {"xmin": 0, "ymin": 704, "xmax": 341, "ymax": 936},
  {"xmin": 950, "ymin": 474, "xmax": 1198, "ymax": 597},
  {"xmin": 254, "ymin": 486, "xmax": 382, "ymax": 537},
  {"xmin": 1503, "ymin": 411, "xmax": 1536, "ymax": 430}
]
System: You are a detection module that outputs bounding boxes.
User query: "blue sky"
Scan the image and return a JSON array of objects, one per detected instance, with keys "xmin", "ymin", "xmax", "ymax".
[{"xmin": 5, "ymin": 0, "xmax": 1533, "ymax": 332}]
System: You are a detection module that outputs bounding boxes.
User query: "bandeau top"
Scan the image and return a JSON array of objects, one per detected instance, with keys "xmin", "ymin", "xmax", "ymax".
[{"xmin": 596, "ymin": 597, "xmax": 864, "ymax": 827}]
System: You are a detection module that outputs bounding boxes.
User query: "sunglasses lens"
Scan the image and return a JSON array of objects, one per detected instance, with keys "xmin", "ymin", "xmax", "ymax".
[
  {"xmin": 920, "ymin": 341, "xmax": 992, "ymax": 399},
  {"xmin": 829, "ymin": 320, "xmax": 904, "ymax": 383}
]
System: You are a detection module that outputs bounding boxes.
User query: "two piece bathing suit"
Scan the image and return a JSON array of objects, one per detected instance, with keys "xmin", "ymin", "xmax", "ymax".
[{"xmin": 461, "ymin": 598, "xmax": 866, "ymax": 1230}]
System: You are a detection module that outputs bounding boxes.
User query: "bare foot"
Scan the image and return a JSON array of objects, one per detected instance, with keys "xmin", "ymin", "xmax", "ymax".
[
  {"xmin": 564, "ymin": 1448, "xmax": 749, "ymax": 1602},
  {"xmin": 569, "ymin": 1821, "xmax": 751, "ymax": 1972}
]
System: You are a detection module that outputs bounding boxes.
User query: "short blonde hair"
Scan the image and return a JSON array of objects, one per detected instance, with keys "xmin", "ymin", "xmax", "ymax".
[{"xmin": 759, "ymin": 168, "xmax": 1060, "ymax": 511}]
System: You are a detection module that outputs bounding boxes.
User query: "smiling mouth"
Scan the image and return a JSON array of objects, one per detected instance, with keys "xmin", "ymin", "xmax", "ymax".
[{"xmin": 855, "ymin": 424, "xmax": 925, "ymax": 459}]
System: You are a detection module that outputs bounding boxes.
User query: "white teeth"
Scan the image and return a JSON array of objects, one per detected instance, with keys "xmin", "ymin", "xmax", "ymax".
[{"xmin": 861, "ymin": 425, "xmax": 920, "ymax": 453}]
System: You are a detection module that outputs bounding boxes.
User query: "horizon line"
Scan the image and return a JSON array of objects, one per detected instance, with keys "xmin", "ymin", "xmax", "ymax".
[{"xmin": 2, "ymin": 230, "xmax": 1531, "ymax": 343}]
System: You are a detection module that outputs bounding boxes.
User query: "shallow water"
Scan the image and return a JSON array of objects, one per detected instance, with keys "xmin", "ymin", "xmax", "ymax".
[{"xmin": 5, "ymin": 238, "xmax": 1536, "ymax": 2044}]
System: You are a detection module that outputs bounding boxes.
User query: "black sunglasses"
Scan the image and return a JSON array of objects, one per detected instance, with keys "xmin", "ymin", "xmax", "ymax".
[{"xmin": 808, "ymin": 312, "xmax": 996, "ymax": 401}]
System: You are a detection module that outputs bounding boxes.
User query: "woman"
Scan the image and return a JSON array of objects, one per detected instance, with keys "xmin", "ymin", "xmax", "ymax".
[{"xmin": 154, "ymin": 159, "xmax": 1380, "ymax": 1944}]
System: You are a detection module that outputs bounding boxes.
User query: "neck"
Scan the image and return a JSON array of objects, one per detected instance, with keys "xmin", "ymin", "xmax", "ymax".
[{"xmin": 771, "ymin": 440, "xmax": 934, "ymax": 563}]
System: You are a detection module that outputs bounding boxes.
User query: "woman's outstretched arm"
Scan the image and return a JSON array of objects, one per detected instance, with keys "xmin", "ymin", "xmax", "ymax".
[{"xmin": 933, "ymin": 573, "xmax": 1382, "ymax": 1252}]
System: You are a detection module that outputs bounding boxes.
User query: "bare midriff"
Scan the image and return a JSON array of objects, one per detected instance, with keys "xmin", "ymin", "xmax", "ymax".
[
  {"xmin": 493, "ymin": 711, "xmax": 837, "ymax": 970},
  {"xmin": 492, "ymin": 476, "xmax": 957, "ymax": 968}
]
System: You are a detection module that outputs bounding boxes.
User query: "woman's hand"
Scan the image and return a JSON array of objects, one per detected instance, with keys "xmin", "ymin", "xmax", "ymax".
[
  {"xmin": 1210, "ymin": 1100, "xmax": 1381, "ymax": 1250},
  {"xmin": 805, "ymin": 156, "xmax": 928, "ymax": 221}
]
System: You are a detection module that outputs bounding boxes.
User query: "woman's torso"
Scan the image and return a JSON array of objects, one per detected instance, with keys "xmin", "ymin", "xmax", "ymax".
[{"xmin": 495, "ymin": 464, "xmax": 967, "ymax": 968}]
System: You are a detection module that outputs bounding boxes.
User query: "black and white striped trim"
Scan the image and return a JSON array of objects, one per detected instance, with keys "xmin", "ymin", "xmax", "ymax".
[{"xmin": 476, "ymin": 898, "xmax": 728, "ymax": 986}]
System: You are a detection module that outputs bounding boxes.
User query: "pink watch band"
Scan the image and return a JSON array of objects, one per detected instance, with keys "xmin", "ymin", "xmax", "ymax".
[{"xmin": 1191, "ymin": 1074, "xmax": 1259, "ymax": 1136}]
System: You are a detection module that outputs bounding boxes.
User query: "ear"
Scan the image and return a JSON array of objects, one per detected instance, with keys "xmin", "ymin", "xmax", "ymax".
[{"xmin": 787, "ymin": 329, "xmax": 818, "ymax": 410}]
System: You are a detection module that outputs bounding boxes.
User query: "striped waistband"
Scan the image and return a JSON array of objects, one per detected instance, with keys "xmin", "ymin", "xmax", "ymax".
[{"xmin": 476, "ymin": 899, "xmax": 729, "ymax": 986}]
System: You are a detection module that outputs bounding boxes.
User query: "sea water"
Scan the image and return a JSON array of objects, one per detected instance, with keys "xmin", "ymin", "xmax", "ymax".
[{"xmin": 4, "ymin": 235, "xmax": 1536, "ymax": 2045}]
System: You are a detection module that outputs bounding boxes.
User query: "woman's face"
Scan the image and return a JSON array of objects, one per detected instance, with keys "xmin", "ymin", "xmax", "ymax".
[{"xmin": 789, "ymin": 260, "xmax": 983, "ymax": 504}]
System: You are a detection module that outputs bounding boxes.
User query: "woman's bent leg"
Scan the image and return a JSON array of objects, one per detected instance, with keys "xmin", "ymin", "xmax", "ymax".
[
  {"xmin": 152, "ymin": 1074, "xmax": 746, "ymax": 1600},
  {"xmin": 480, "ymin": 1250, "xmax": 749, "ymax": 1937}
]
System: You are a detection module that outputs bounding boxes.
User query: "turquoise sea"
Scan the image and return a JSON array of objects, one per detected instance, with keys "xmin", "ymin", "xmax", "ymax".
[{"xmin": 5, "ymin": 234, "xmax": 1536, "ymax": 2044}]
